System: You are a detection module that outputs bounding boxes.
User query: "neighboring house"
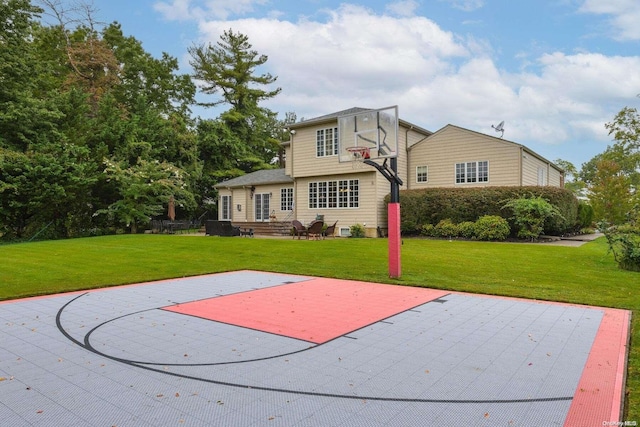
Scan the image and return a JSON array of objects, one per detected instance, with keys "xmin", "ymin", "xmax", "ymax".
[{"xmin": 215, "ymin": 107, "xmax": 564, "ymax": 237}]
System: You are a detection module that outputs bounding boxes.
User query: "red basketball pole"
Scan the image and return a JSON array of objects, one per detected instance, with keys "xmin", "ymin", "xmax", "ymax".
[
  {"xmin": 388, "ymin": 202, "xmax": 401, "ymax": 278},
  {"xmin": 388, "ymin": 157, "xmax": 401, "ymax": 278},
  {"xmin": 364, "ymin": 157, "xmax": 402, "ymax": 278}
]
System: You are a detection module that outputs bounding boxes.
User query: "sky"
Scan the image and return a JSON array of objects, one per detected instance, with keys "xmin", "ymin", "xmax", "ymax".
[{"xmin": 44, "ymin": 0, "xmax": 640, "ymax": 168}]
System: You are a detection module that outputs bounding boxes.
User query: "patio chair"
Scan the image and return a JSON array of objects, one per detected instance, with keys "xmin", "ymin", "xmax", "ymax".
[
  {"xmin": 323, "ymin": 221, "xmax": 338, "ymax": 239},
  {"xmin": 292, "ymin": 220, "xmax": 308, "ymax": 239},
  {"xmin": 307, "ymin": 220, "xmax": 325, "ymax": 240}
]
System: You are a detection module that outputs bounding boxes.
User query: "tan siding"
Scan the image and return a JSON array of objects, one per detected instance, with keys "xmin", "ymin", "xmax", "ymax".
[
  {"xmin": 217, "ymin": 188, "xmax": 247, "ymax": 222},
  {"xmin": 522, "ymin": 154, "xmax": 547, "ymax": 186},
  {"xmin": 548, "ymin": 167, "xmax": 562, "ymax": 187},
  {"xmin": 409, "ymin": 126, "xmax": 521, "ymax": 188},
  {"xmin": 292, "ymin": 123, "xmax": 358, "ymax": 178},
  {"xmin": 285, "ymin": 144, "xmax": 292, "ymax": 176},
  {"xmin": 294, "ymin": 172, "xmax": 379, "ymax": 233}
]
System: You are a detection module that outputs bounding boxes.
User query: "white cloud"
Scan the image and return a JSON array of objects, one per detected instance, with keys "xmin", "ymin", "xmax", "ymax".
[
  {"xmin": 579, "ymin": 0, "xmax": 640, "ymax": 41},
  {"xmin": 187, "ymin": 2, "xmax": 640, "ymax": 164},
  {"xmin": 154, "ymin": 0, "xmax": 267, "ymax": 21},
  {"xmin": 439, "ymin": 0, "xmax": 485, "ymax": 12},
  {"xmin": 154, "ymin": 0, "xmax": 194, "ymax": 21},
  {"xmin": 385, "ymin": 0, "xmax": 419, "ymax": 17}
]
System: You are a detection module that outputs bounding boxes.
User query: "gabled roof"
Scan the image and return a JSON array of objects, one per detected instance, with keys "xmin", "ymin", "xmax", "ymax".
[
  {"xmin": 414, "ymin": 124, "xmax": 563, "ymax": 172},
  {"xmin": 214, "ymin": 168, "xmax": 293, "ymax": 189},
  {"xmin": 288, "ymin": 107, "xmax": 372, "ymax": 129},
  {"xmin": 287, "ymin": 106, "xmax": 432, "ymax": 136}
]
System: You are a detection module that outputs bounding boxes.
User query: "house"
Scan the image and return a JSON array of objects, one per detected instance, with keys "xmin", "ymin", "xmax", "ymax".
[{"xmin": 214, "ymin": 107, "xmax": 564, "ymax": 237}]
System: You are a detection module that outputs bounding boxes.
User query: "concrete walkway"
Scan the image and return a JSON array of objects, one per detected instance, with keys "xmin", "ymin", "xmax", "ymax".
[{"xmin": 541, "ymin": 233, "xmax": 604, "ymax": 247}]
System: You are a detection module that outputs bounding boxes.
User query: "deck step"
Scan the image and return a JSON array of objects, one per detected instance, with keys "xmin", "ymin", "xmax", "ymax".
[{"xmin": 232, "ymin": 221, "xmax": 292, "ymax": 236}]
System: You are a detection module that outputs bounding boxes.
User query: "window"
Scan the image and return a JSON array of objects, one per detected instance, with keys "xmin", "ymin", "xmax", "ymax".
[
  {"xmin": 221, "ymin": 195, "xmax": 231, "ymax": 220},
  {"xmin": 309, "ymin": 179, "xmax": 359, "ymax": 209},
  {"xmin": 455, "ymin": 161, "xmax": 488, "ymax": 184},
  {"xmin": 316, "ymin": 127, "xmax": 338, "ymax": 157},
  {"xmin": 416, "ymin": 166, "xmax": 428, "ymax": 183},
  {"xmin": 537, "ymin": 167, "xmax": 546, "ymax": 186},
  {"xmin": 281, "ymin": 188, "xmax": 294, "ymax": 211}
]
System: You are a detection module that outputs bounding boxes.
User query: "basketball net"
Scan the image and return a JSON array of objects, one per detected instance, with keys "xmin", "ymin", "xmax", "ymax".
[{"xmin": 346, "ymin": 147, "xmax": 370, "ymax": 169}]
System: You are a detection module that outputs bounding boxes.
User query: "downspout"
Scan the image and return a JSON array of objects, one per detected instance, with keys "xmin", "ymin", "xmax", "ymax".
[
  {"xmin": 405, "ymin": 126, "xmax": 413, "ymax": 189},
  {"xmin": 519, "ymin": 147, "xmax": 523, "ymax": 186},
  {"xmin": 289, "ymin": 131, "xmax": 296, "ymax": 220}
]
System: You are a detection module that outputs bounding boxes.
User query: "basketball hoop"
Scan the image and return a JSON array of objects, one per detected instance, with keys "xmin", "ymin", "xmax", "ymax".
[{"xmin": 346, "ymin": 147, "xmax": 370, "ymax": 169}]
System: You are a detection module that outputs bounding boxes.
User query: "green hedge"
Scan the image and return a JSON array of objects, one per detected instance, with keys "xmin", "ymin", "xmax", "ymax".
[{"xmin": 392, "ymin": 186, "xmax": 579, "ymax": 236}]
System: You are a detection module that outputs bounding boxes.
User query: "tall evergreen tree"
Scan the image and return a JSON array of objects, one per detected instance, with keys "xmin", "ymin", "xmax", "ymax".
[{"xmin": 189, "ymin": 29, "xmax": 282, "ymax": 169}]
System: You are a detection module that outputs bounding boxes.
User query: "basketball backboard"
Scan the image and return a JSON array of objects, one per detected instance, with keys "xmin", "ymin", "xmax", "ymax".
[{"xmin": 338, "ymin": 106, "xmax": 399, "ymax": 163}]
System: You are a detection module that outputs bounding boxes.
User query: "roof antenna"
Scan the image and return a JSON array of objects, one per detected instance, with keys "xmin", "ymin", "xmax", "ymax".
[{"xmin": 491, "ymin": 121, "xmax": 505, "ymax": 138}]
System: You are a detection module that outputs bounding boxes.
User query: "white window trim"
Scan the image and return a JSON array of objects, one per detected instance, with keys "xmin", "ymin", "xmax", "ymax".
[
  {"xmin": 221, "ymin": 195, "xmax": 232, "ymax": 220},
  {"xmin": 309, "ymin": 179, "xmax": 359, "ymax": 209},
  {"xmin": 416, "ymin": 165, "xmax": 428, "ymax": 183},
  {"xmin": 281, "ymin": 187, "xmax": 294, "ymax": 211},
  {"xmin": 455, "ymin": 161, "xmax": 489, "ymax": 184},
  {"xmin": 316, "ymin": 127, "xmax": 339, "ymax": 158}
]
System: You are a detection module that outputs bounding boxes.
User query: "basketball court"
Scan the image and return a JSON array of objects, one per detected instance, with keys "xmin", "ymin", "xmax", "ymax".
[{"xmin": 0, "ymin": 270, "xmax": 630, "ymax": 426}]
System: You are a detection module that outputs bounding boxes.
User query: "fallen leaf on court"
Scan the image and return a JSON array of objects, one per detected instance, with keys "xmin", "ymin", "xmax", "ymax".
[
  {"xmin": 268, "ymin": 416, "xmax": 275, "ymax": 421},
  {"xmin": 424, "ymin": 370, "xmax": 430, "ymax": 374},
  {"xmin": 175, "ymin": 393, "xmax": 180, "ymax": 397},
  {"xmin": 484, "ymin": 412, "xmax": 489, "ymax": 418},
  {"xmin": 156, "ymin": 394, "xmax": 164, "ymax": 398},
  {"xmin": 36, "ymin": 410, "xmax": 43, "ymax": 414},
  {"xmin": 528, "ymin": 362, "xmax": 533, "ymax": 366},
  {"xmin": 0, "ymin": 377, "xmax": 6, "ymax": 382}
]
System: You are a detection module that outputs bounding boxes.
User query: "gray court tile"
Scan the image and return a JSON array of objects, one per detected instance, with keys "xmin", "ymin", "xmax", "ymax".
[{"xmin": 0, "ymin": 271, "xmax": 626, "ymax": 426}]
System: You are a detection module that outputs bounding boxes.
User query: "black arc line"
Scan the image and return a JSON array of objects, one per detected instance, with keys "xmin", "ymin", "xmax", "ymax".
[{"xmin": 56, "ymin": 293, "xmax": 574, "ymax": 405}]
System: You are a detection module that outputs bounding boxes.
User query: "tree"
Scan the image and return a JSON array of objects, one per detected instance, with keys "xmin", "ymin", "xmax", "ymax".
[
  {"xmin": 97, "ymin": 158, "xmax": 195, "ymax": 233},
  {"xmin": 554, "ymin": 158, "xmax": 586, "ymax": 197},
  {"xmin": 581, "ymin": 107, "xmax": 640, "ymax": 224},
  {"xmin": 0, "ymin": 0, "xmax": 62, "ymax": 152},
  {"xmin": 189, "ymin": 29, "xmax": 282, "ymax": 169},
  {"xmin": 588, "ymin": 158, "xmax": 632, "ymax": 224}
]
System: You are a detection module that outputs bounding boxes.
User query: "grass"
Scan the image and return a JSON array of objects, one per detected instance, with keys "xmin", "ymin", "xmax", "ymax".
[{"xmin": 0, "ymin": 234, "xmax": 637, "ymax": 418}]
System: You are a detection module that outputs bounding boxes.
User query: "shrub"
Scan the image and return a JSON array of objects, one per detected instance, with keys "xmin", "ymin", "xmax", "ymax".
[
  {"xmin": 421, "ymin": 223, "xmax": 436, "ymax": 237},
  {"xmin": 577, "ymin": 202, "xmax": 594, "ymax": 229},
  {"xmin": 434, "ymin": 219, "xmax": 459, "ymax": 238},
  {"xmin": 601, "ymin": 222, "xmax": 640, "ymax": 272},
  {"xmin": 474, "ymin": 215, "xmax": 510, "ymax": 241},
  {"xmin": 394, "ymin": 186, "xmax": 579, "ymax": 236},
  {"xmin": 349, "ymin": 223, "xmax": 365, "ymax": 238},
  {"xmin": 503, "ymin": 196, "xmax": 564, "ymax": 241},
  {"xmin": 458, "ymin": 221, "xmax": 476, "ymax": 239}
]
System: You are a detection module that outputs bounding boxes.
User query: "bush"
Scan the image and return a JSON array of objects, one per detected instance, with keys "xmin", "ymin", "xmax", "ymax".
[
  {"xmin": 421, "ymin": 223, "xmax": 436, "ymax": 237},
  {"xmin": 458, "ymin": 221, "xmax": 476, "ymax": 239},
  {"xmin": 434, "ymin": 219, "xmax": 459, "ymax": 238},
  {"xmin": 349, "ymin": 223, "xmax": 365, "ymax": 238},
  {"xmin": 474, "ymin": 215, "xmax": 510, "ymax": 241},
  {"xmin": 394, "ymin": 186, "xmax": 579, "ymax": 236},
  {"xmin": 601, "ymin": 222, "xmax": 640, "ymax": 272},
  {"xmin": 577, "ymin": 202, "xmax": 594, "ymax": 229},
  {"xmin": 502, "ymin": 196, "xmax": 564, "ymax": 241}
]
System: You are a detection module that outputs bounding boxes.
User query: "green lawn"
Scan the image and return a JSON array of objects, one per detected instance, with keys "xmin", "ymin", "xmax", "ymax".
[{"xmin": 1, "ymin": 234, "xmax": 637, "ymax": 418}]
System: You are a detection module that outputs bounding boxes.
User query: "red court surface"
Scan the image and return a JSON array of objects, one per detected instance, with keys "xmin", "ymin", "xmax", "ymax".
[
  {"xmin": 564, "ymin": 308, "xmax": 631, "ymax": 427},
  {"xmin": 163, "ymin": 277, "xmax": 449, "ymax": 343}
]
